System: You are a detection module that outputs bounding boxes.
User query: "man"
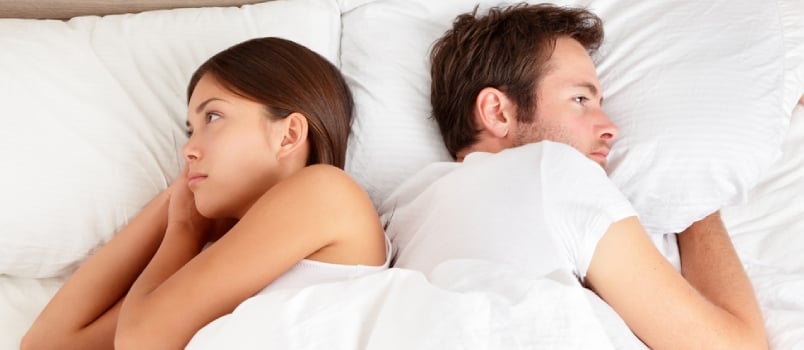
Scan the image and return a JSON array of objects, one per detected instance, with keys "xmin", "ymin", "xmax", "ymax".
[{"xmin": 382, "ymin": 3, "xmax": 766, "ymax": 349}]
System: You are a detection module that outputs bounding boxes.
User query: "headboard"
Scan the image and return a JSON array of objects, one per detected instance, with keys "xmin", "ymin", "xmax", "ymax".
[{"xmin": 0, "ymin": 0, "xmax": 264, "ymax": 19}]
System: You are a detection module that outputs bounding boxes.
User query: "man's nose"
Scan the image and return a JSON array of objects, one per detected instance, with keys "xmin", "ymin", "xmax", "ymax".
[{"xmin": 598, "ymin": 110, "xmax": 618, "ymax": 141}]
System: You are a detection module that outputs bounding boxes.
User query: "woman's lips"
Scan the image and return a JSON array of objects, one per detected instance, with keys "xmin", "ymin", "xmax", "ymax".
[{"xmin": 187, "ymin": 172, "xmax": 207, "ymax": 188}]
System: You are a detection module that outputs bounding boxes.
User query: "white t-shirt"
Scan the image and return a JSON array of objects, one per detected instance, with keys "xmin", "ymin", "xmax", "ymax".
[{"xmin": 380, "ymin": 142, "xmax": 637, "ymax": 281}]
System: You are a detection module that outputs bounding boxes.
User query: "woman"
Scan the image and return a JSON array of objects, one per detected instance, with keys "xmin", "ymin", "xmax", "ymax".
[{"xmin": 22, "ymin": 37, "xmax": 388, "ymax": 350}]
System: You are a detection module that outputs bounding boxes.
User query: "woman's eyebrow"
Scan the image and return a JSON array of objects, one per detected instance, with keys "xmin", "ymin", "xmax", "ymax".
[
  {"xmin": 187, "ymin": 97, "xmax": 229, "ymax": 129},
  {"xmin": 195, "ymin": 97, "xmax": 226, "ymax": 114}
]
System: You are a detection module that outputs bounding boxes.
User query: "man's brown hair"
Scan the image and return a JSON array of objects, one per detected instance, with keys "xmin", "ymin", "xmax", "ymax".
[{"xmin": 430, "ymin": 3, "xmax": 604, "ymax": 159}]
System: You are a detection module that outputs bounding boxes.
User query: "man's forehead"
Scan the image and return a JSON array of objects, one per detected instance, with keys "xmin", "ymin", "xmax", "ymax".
[
  {"xmin": 541, "ymin": 69, "xmax": 601, "ymax": 91},
  {"xmin": 542, "ymin": 61, "xmax": 600, "ymax": 90}
]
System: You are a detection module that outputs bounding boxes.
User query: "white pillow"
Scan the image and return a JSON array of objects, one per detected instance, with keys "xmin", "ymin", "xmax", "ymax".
[
  {"xmin": 341, "ymin": 0, "xmax": 795, "ymax": 236},
  {"xmin": 0, "ymin": 0, "xmax": 342, "ymax": 278},
  {"xmin": 779, "ymin": 0, "xmax": 804, "ymax": 110}
]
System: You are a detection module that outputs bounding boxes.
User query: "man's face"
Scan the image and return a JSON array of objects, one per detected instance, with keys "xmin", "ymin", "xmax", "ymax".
[{"xmin": 513, "ymin": 36, "xmax": 618, "ymax": 167}]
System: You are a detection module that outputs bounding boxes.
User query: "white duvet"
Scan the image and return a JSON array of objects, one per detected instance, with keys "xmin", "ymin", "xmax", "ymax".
[{"xmin": 187, "ymin": 260, "xmax": 618, "ymax": 350}]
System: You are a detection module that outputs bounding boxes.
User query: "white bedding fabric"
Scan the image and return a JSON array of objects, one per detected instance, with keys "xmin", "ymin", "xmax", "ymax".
[
  {"xmin": 187, "ymin": 260, "xmax": 618, "ymax": 350},
  {"xmin": 722, "ymin": 103, "xmax": 804, "ymax": 349},
  {"xmin": 0, "ymin": 275, "xmax": 63, "ymax": 350}
]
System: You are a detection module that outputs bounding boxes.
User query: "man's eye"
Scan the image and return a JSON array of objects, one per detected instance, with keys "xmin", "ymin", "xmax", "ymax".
[{"xmin": 574, "ymin": 96, "xmax": 589, "ymax": 103}]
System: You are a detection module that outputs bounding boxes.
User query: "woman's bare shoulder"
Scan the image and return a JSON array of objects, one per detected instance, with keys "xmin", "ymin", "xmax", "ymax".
[
  {"xmin": 287, "ymin": 164, "xmax": 371, "ymax": 202},
  {"xmin": 240, "ymin": 164, "xmax": 384, "ymax": 264},
  {"xmin": 248, "ymin": 164, "xmax": 379, "ymax": 231}
]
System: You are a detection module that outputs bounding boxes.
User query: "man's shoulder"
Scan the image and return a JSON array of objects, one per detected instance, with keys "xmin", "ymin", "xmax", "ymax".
[{"xmin": 379, "ymin": 161, "xmax": 459, "ymax": 215}]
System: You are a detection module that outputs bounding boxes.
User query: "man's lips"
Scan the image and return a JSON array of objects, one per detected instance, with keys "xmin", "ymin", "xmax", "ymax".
[{"xmin": 590, "ymin": 148, "xmax": 610, "ymax": 164}]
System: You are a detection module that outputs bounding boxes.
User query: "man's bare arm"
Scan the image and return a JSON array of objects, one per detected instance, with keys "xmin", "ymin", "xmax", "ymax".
[
  {"xmin": 587, "ymin": 215, "xmax": 767, "ymax": 349},
  {"xmin": 677, "ymin": 211, "xmax": 766, "ymax": 344}
]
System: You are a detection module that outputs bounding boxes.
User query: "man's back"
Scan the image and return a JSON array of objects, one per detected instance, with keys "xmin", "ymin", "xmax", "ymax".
[{"xmin": 382, "ymin": 142, "xmax": 634, "ymax": 280}]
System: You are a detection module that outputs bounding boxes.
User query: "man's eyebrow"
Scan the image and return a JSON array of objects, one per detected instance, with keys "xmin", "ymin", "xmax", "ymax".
[{"xmin": 574, "ymin": 82, "xmax": 599, "ymax": 96}]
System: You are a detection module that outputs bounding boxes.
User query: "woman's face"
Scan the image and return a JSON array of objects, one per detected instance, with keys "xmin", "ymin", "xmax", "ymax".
[{"xmin": 183, "ymin": 74, "xmax": 286, "ymax": 219}]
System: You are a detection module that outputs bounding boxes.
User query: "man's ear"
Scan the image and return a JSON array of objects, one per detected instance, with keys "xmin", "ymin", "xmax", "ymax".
[
  {"xmin": 276, "ymin": 112, "xmax": 309, "ymax": 160},
  {"xmin": 475, "ymin": 87, "xmax": 515, "ymax": 139}
]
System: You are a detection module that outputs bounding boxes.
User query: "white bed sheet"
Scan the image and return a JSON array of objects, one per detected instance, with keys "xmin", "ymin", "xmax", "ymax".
[
  {"xmin": 0, "ymin": 275, "xmax": 64, "ymax": 350},
  {"xmin": 1, "ymin": 108, "xmax": 802, "ymax": 349},
  {"xmin": 722, "ymin": 103, "xmax": 804, "ymax": 349}
]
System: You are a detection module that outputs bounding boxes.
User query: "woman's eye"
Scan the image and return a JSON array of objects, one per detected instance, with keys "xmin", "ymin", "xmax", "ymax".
[{"xmin": 206, "ymin": 113, "xmax": 222, "ymax": 123}]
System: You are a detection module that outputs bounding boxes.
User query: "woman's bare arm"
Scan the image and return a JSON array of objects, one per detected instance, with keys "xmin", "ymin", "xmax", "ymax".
[
  {"xmin": 585, "ymin": 216, "xmax": 767, "ymax": 350},
  {"xmin": 21, "ymin": 189, "xmax": 170, "ymax": 350},
  {"xmin": 115, "ymin": 164, "xmax": 385, "ymax": 350}
]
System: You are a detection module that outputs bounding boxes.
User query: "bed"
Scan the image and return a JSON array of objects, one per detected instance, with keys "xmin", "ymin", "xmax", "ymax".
[{"xmin": 1, "ymin": 0, "xmax": 802, "ymax": 349}]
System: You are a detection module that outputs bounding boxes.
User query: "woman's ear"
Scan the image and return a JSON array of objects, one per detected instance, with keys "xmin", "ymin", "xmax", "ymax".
[
  {"xmin": 475, "ymin": 87, "xmax": 515, "ymax": 139},
  {"xmin": 276, "ymin": 112, "xmax": 309, "ymax": 161}
]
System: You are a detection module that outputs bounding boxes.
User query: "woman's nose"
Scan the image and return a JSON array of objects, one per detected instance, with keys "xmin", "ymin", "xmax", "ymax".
[{"xmin": 182, "ymin": 135, "xmax": 200, "ymax": 161}]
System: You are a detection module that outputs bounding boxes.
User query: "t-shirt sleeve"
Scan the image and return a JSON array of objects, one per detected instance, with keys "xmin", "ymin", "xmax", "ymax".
[{"xmin": 539, "ymin": 142, "xmax": 637, "ymax": 280}]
